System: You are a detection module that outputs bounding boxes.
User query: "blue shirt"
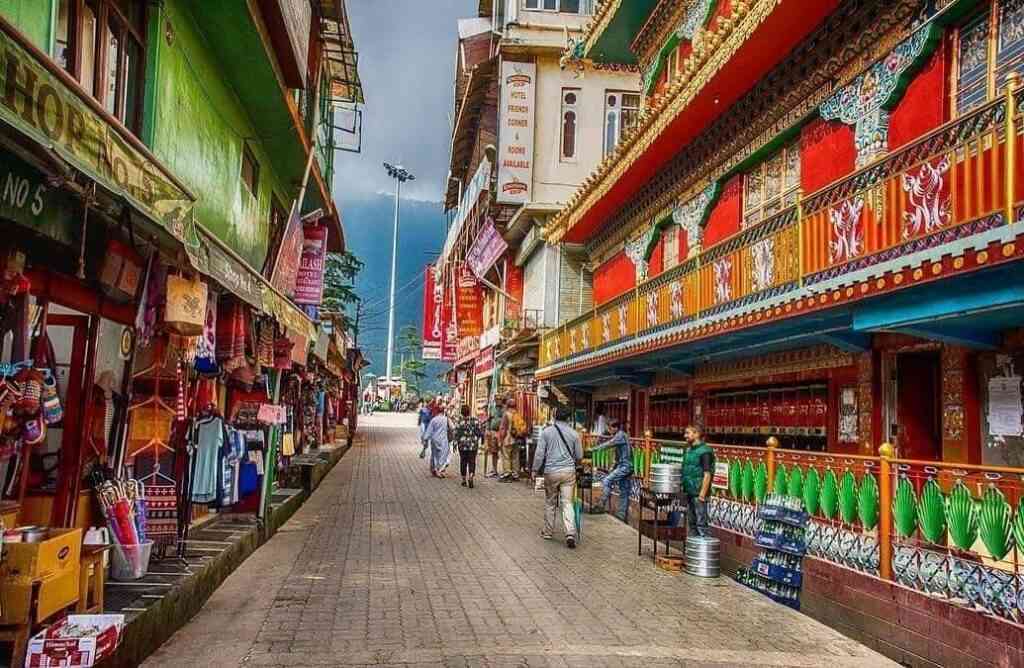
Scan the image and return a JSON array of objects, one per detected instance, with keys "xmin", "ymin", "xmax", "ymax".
[
  {"xmin": 608, "ymin": 430, "xmax": 632, "ymax": 468},
  {"xmin": 424, "ymin": 414, "xmax": 451, "ymax": 448}
]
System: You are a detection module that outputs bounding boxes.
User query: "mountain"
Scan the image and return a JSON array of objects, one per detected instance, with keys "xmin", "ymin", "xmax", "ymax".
[{"xmin": 341, "ymin": 193, "xmax": 449, "ymax": 393}]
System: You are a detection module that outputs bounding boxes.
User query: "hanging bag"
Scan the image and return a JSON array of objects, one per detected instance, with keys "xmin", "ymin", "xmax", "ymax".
[{"xmin": 165, "ymin": 274, "xmax": 208, "ymax": 336}]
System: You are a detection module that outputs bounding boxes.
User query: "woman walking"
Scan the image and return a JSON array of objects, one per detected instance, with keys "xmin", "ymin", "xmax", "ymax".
[
  {"xmin": 423, "ymin": 402, "xmax": 453, "ymax": 477},
  {"xmin": 452, "ymin": 404, "xmax": 484, "ymax": 488}
]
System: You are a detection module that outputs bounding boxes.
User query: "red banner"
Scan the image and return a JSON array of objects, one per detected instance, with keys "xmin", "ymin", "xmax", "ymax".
[
  {"xmin": 442, "ymin": 271, "xmax": 457, "ymax": 361},
  {"xmin": 422, "ymin": 265, "xmax": 442, "ymax": 360},
  {"xmin": 294, "ymin": 223, "xmax": 327, "ymax": 305},
  {"xmin": 504, "ymin": 256, "xmax": 523, "ymax": 321},
  {"xmin": 456, "ymin": 266, "xmax": 483, "ymax": 338}
]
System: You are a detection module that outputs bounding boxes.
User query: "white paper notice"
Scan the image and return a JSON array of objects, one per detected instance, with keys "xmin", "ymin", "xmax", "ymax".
[{"xmin": 987, "ymin": 376, "xmax": 1023, "ymax": 437}]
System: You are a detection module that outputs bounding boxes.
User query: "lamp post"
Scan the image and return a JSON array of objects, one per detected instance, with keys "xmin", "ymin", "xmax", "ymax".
[{"xmin": 383, "ymin": 162, "xmax": 415, "ymax": 383}]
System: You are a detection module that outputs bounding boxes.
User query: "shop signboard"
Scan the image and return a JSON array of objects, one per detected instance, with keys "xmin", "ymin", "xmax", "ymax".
[
  {"xmin": 456, "ymin": 266, "xmax": 483, "ymax": 338},
  {"xmin": 466, "ymin": 218, "xmax": 507, "ymax": 279},
  {"xmin": 712, "ymin": 462, "xmax": 730, "ymax": 490},
  {"xmin": 0, "ymin": 159, "xmax": 77, "ymax": 245},
  {"xmin": 475, "ymin": 346, "xmax": 495, "ymax": 380},
  {"xmin": 456, "ymin": 335, "xmax": 480, "ymax": 366},
  {"xmin": 504, "ymin": 256, "xmax": 524, "ymax": 321},
  {"xmin": 0, "ymin": 23, "xmax": 195, "ymax": 243},
  {"xmin": 496, "ymin": 61, "xmax": 536, "ymax": 204},
  {"xmin": 442, "ymin": 271, "xmax": 457, "ymax": 362},
  {"xmin": 422, "ymin": 265, "xmax": 443, "ymax": 360},
  {"xmin": 188, "ymin": 228, "xmax": 264, "ymax": 309},
  {"xmin": 295, "ymin": 222, "xmax": 328, "ymax": 305},
  {"xmin": 270, "ymin": 205, "xmax": 303, "ymax": 297},
  {"xmin": 479, "ymin": 326, "xmax": 500, "ymax": 349}
]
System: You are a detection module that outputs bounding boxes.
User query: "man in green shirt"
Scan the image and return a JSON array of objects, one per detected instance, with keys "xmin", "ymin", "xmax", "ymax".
[{"xmin": 682, "ymin": 425, "xmax": 714, "ymax": 537}]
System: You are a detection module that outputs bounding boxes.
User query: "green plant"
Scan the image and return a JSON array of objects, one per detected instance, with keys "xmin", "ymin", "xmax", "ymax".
[
  {"xmin": 787, "ymin": 466, "xmax": 804, "ymax": 499},
  {"xmin": 753, "ymin": 462, "xmax": 768, "ymax": 504},
  {"xmin": 821, "ymin": 469, "xmax": 839, "ymax": 520},
  {"xmin": 858, "ymin": 473, "xmax": 879, "ymax": 530},
  {"xmin": 892, "ymin": 477, "xmax": 918, "ymax": 538},
  {"xmin": 1014, "ymin": 497, "xmax": 1024, "ymax": 555},
  {"xmin": 773, "ymin": 463, "xmax": 788, "ymax": 496},
  {"xmin": 917, "ymin": 479, "xmax": 946, "ymax": 544},
  {"xmin": 978, "ymin": 486, "xmax": 1014, "ymax": 561},
  {"xmin": 839, "ymin": 471, "xmax": 858, "ymax": 525},
  {"xmin": 946, "ymin": 481, "xmax": 978, "ymax": 552},
  {"xmin": 741, "ymin": 460, "xmax": 755, "ymax": 502},
  {"xmin": 803, "ymin": 467, "xmax": 821, "ymax": 515},
  {"xmin": 729, "ymin": 460, "xmax": 742, "ymax": 499}
]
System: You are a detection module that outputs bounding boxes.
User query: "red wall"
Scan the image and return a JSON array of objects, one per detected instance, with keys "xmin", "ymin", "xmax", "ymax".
[
  {"xmin": 593, "ymin": 251, "xmax": 636, "ymax": 305},
  {"xmin": 648, "ymin": 235, "xmax": 665, "ymax": 277},
  {"xmin": 888, "ymin": 41, "xmax": 948, "ymax": 151},
  {"xmin": 703, "ymin": 175, "xmax": 742, "ymax": 248},
  {"xmin": 801, "ymin": 118, "xmax": 856, "ymax": 195}
]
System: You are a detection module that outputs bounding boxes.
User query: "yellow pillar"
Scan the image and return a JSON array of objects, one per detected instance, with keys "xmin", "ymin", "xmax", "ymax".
[
  {"xmin": 766, "ymin": 436, "xmax": 779, "ymax": 493},
  {"xmin": 878, "ymin": 442, "xmax": 895, "ymax": 582},
  {"xmin": 1006, "ymin": 72, "xmax": 1019, "ymax": 227}
]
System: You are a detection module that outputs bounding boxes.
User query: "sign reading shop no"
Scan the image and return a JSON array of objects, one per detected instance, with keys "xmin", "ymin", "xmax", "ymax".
[{"xmin": 497, "ymin": 61, "xmax": 535, "ymax": 205}]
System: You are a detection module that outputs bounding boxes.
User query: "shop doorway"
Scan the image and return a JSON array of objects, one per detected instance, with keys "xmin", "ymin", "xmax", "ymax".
[{"xmin": 888, "ymin": 350, "xmax": 942, "ymax": 461}]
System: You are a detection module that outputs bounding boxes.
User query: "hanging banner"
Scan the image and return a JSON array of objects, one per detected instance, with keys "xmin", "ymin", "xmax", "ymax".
[
  {"xmin": 456, "ymin": 266, "xmax": 483, "ymax": 338},
  {"xmin": 0, "ymin": 21, "xmax": 196, "ymax": 243},
  {"xmin": 270, "ymin": 205, "xmax": 303, "ymax": 296},
  {"xmin": 475, "ymin": 346, "xmax": 495, "ymax": 380},
  {"xmin": 505, "ymin": 256, "xmax": 524, "ymax": 322},
  {"xmin": 496, "ymin": 61, "xmax": 536, "ymax": 204},
  {"xmin": 465, "ymin": 217, "xmax": 508, "ymax": 279},
  {"xmin": 442, "ymin": 269, "xmax": 457, "ymax": 362},
  {"xmin": 295, "ymin": 222, "xmax": 328, "ymax": 305},
  {"xmin": 422, "ymin": 265, "xmax": 443, "ymax": 360}
]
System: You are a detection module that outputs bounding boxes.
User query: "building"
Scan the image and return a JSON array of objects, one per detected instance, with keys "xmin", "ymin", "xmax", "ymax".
[
  {"xmin": 429, "ymin": 0, "xmax": 640, "ymax": 422},
  {"xmin": 537, "ymin": 0, "xmax": 1024, "ymax": 662},
  {"xmin": 0, "ymin": 0, "xmax": 361, "ymax": 616}
]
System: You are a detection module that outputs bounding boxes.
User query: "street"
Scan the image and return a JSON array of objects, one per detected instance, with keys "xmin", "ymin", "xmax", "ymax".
[{"xmin": 143, "ymin": 413, "xmax": 892, "ymax": 668}]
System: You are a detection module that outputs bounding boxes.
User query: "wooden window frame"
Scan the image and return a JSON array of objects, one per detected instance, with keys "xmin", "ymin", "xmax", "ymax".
[
  {"xmin": 241, "ymin": 145, "xmax": 260, "ymax": 199},
  {"xmin": 951, "ymin": 0, "xmax": 1024, "ymax": 117},
  {"xmin": 742, "ymin": 140, "xmax": 801, "ymax": 228}
]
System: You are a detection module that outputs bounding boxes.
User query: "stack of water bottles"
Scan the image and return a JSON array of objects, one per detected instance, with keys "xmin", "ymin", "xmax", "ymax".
[{"xmin": 735, "ymin": 493, "xmax": 808, "ymax": 610}]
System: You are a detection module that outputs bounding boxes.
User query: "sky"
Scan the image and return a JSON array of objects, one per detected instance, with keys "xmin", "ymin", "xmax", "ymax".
[{"xmin": 332, "ymin": 0, "xmax": 479, "ymax": 204}]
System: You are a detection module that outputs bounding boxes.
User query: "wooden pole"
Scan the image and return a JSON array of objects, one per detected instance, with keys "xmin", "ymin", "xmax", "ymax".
[
  {"xmin": 878, "ymin": 442, "xmax": 895, "ymax": 581},
  {"xmin": 766, "ymin": 436, "xmax": 778, "ymax": 500}
]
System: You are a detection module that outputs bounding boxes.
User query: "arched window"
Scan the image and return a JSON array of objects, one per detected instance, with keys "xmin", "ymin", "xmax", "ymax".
[{"xmin": 561, "ymin": 89, "xmax": 579, "ymax": 161}]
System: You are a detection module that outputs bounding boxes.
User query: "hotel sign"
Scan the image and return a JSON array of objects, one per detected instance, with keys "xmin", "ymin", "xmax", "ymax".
[{"xmin": 497, "ymin": 61, "xmax": 535, "ymax": 205}]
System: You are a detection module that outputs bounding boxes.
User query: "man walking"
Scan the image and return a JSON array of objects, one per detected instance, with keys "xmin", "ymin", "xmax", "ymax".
[
  {"xmin": 498, "ymin": 398, "xmax": 526, "ymax": 482},
  {"xmin": 417, "ymin": 400, "xmax": 432, "ymax": 458},
  {"xmin": 598, "ymin": 419, "xmax": 633, "ymax": 521},
  {"xmin": 532, "ymin": 406, "xmax": 582, "ymax": 548},
  {"xmin": 682, "ymin": 425, "xmax": 715, "ymax": 537},
  {"xmin": 484, "ymin": 399, "xmax": 503, "ymax": 478}
]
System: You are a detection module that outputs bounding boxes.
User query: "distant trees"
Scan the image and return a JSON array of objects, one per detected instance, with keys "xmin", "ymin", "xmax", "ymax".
[{"xmin": 321, "ymin": 251, "xmax": 365, "ymax": 336}]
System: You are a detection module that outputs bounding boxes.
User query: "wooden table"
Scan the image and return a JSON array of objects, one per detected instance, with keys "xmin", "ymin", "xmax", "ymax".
[{"xmin": 77, "ymin": 545, "xmax": 111, "ymax": 614}]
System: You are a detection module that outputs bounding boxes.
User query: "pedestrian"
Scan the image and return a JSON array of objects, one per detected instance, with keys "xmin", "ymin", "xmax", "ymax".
[
  {"xmin": 417, "ymin": 400, "xmax": 432, "ymax": 458},
  {"xmin": 484, "ymin": 400, "xmax": 503, "ymax": 478},
  {"xmin": 532, "ymin": 405, "xmax": 582, "ymax": 548},
  {"xmin": 597, "ymin": 418, "xmax": 633, "ymax": 521},
  {"xmin": 452, "ymin": 404, "xmax": 483, "ymax": 488},
  {"xmin": 681, "ymin": 425, "xmax": 715, "ymax": 537},
  {"xmin": 592, "ymin": 407, "xmax": 608, "ymax": 437},
  {"xmin": 423, "ymin": 402, "xmax": 453, "ymax": 477},
  {"xmin": 498, "ymin": 398, "xmax": 527, "ymax": 482}
]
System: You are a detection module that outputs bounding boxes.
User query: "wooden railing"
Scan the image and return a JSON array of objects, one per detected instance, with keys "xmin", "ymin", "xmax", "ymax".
[{"xmin": 540, "ymin": 76, "xmax": 1023, "ymax": 369}]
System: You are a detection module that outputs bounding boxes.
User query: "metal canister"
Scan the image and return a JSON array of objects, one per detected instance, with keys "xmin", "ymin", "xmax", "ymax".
[
  {"xmin": 685, "ymin": 535, "xmax": 721, "ymax": 578},
  {"xmin": 649, "ymin": 463, "xmax": 682, "ymax": 494}
]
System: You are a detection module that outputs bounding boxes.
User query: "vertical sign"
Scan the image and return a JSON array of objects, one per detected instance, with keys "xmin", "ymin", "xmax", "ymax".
[
  {"xmin": 497, "ymin": 60, "xmax": 536, "ymax": 204},
  {"xmin": 294, "ymin": 223, "xmax": 328, "ymax": 305},
  {"xmin": 456, "ymin": 266, "xmax": 483, "ymax": 338},
  {"xmin": 442, "ymin": 269, "xmax": 457, "ymax": 361},
  {"xmin": 504, "ymin": 256, "xmax": 524, "ymax": 322},
  {"xmin": 271, "ymin": 206, "xmax": 303, "ymax": 296},
  {"xmin": 422, "ymin": 265, "xmax": 442, "ymax": 360}
]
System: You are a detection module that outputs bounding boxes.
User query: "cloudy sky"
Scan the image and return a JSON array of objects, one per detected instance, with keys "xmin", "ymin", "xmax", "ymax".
[{"xmin": 332, "ymin": 0, "xmax": 479, "ymax": 203}]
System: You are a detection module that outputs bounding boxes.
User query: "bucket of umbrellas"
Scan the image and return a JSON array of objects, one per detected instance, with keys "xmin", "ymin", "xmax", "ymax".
[{"xmin": 94, "ymin": 478, "xmax": 152, "ymax": 581}]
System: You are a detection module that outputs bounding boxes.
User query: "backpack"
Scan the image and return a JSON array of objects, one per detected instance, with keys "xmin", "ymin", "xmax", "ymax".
[{"xmin": 511, "ymin": 411, "xmax": 527, "ymax": 438}]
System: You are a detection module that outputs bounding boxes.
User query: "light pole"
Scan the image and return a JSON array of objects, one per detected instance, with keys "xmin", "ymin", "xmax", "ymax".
[{"xmin": 383, "ymin": 162, "xmax": 415, "ymax": 383}]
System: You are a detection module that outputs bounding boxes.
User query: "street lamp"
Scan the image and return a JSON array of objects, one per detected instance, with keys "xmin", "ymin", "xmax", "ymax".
[{"xmin": 383, "ymin": 162, "xmax": 415, "ymax": 383}]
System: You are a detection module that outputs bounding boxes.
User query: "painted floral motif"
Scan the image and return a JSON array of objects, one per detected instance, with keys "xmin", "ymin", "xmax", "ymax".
[
  {"xmin": 646, "ymin": 291, "xmax": 659, "ymax": 328},
  {"xmin": 625, "ymin": 229, "xmax": 657, "ymax": 282},
  {"xmin": 820, "ymin": 25, "xmax": 938, "ymax": 167},
  {"xmin": 751, "ymin": 237, "xmax": 775, "ymax": 293},
  {"xmin": 713, "ymin": 258, "xmax": 733, "ymax": 304},
  {"xmin": 670, "ymin": 281, "xmax": 684, "ymax": 319},
  {"xmin": 903, "ymin": 156, "xmax": 951, "ymax": 239},
  {"xmin": 829, "ymin": 197, "xmax": 865, "ymax": 264},
  {"xmin": 601, "ymin": 312, "xmax": 612, "ymax": 343},
  {"xmin": 580, "ymin": 325, "xmax": 590, "ymax": 350},
  {"xmin": 617, "ymin": 303, "xmax": 628, "ymax": 338},
  {"xmin": 677, "ymin": 0, "xmax": 714, "ymax": 41},
  {"xmin": 673, "ymin": 182, "xmax": 717, "ymax": 255}
]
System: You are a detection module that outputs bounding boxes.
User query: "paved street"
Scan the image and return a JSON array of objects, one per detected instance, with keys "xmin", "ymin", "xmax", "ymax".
[{"xmin": 144, "ymin": 414, "xmax": 892, "ymax": 668}]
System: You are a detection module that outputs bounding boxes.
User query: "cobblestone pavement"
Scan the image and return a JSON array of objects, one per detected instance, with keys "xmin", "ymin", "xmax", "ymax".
[{"xmin": 144, "ymin": 413, "xmax": 893, "ymax": 668}]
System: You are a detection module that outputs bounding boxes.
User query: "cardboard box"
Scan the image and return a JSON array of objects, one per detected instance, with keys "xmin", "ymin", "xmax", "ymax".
[
  {"xmin": 4, "ymin": 529, "xmax": 82, "ymax": 580},
  {"xmin": 25, "ymin": 614, "xmax": 125, "ymax": 668}
]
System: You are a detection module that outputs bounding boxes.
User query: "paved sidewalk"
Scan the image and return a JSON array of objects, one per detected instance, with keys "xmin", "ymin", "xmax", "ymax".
[{"xmin": 143, "ymin": 413, "xmax": 893, "ymax": 668}]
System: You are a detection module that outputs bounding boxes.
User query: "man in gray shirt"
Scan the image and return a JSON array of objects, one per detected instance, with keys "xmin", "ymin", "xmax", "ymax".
[{"xmin": 532, "ymin": 406, "xmax": 583, "ymax": 548}]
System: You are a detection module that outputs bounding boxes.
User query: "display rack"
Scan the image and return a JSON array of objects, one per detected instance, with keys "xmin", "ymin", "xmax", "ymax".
[{"xmin": 736, "ymin": 494, "xmax": 808, "ymax": 610}]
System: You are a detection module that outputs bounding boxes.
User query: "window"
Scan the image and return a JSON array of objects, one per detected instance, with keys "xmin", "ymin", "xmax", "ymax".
[
  {"xmin": 561, "ymin": 88, "xmax": 579, "ymax": 161},
  {"xmin": 743, "ymin": 140, "xmax": 800, "ymax": 227},
  {"xmin": 241, "ymin": 146, "xmax": 260, "ymax": 198},
  {"xmin": 54, "ymin": 0, "xmax": 147, "ymax": 133},
  {"xmin": 524, "ymin": 0, "xmax": 592, "ymax": 13},
  {"xmin": 603, "ymin": 91, "xmax": 641, "ymax": 156},
  {"xmin": 955, "ymin": 0, "xmax": 1024, "ymax": 115}
]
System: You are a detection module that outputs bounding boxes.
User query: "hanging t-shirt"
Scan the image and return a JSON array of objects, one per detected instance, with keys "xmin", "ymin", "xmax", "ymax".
[{"xmin": 191, "ymin": 416, "xmax": 225, "ymax": 503}]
